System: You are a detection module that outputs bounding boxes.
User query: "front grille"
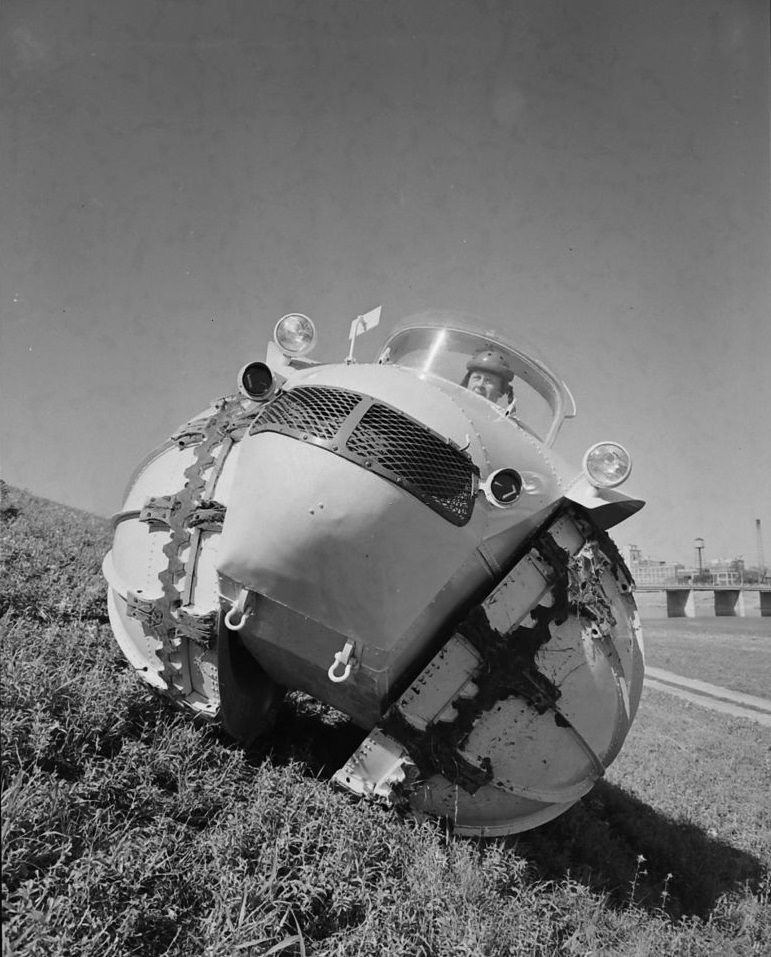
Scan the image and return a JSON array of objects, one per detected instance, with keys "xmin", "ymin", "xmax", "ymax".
[
  {"xmin": 345, "ymin": 404, "xmax": 477, "ymax": 525},
  {"xmin": 251, "ymin": 386, "xmax": 477, "ymax": 525},
  {"xmin": 254, "ymin": 386, "xmax": 361, "ymax": 442}
]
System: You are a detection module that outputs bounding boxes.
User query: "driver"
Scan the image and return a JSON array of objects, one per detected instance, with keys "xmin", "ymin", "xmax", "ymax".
[{"xmin": 461, "ymin": 349, "xmax": 514, "ymax": 405}]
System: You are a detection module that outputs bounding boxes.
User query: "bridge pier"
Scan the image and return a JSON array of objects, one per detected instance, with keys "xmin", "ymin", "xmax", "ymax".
[
  {"xmin": 641, "ymin": 584, "xmax": 771, "ymax": 617},
  {"xmin": 665, "ymin": 588, "xmax": 695, "ymax": 618},
  {"xmin": 714, "ymin": 589, "xmax": 745, "ymax": 617}
]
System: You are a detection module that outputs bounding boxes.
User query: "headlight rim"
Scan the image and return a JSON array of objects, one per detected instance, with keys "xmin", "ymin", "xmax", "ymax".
[
  {"xmin": 480, "ymin": 467, "xmax": 524, "ymax": 508},
  {"xmin": 237, "ymin": 361, "xmax": 277, "ymax": 402},
  {"xmin": 582, "ymin": 441, "xmax": 633, "ymax": 489},
  {"xmin": 273, "ymin": 313, "xmax": 317, "ymax": 357}
]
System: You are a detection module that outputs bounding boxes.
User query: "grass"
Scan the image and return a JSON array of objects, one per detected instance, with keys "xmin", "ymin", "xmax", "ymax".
[
  {"xmin": 639, "ymin": 618, "xmax": 770, "ymax": 699},
  {"xmin": 1, "ymin": 482, "xmax": 769, "ymax": 956}
]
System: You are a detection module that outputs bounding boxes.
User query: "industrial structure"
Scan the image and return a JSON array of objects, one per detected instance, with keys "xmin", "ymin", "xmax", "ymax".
[
  {"xmin": 623, "ymin": 530, "xmax": 771, "ymax": 618},
  {"xmin": 622, "ymin": 542, "xmax": 768, "ymax": 588}
]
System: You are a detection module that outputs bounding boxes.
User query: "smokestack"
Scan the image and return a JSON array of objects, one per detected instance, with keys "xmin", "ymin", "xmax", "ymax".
[{"xmin": 757, "ymin": 519, "xmax": 766, "ymax": 583}]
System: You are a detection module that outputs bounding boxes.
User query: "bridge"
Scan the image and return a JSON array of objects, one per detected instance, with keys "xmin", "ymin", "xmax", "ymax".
[{"xmin": 635, "ymin": 584, "xmax": 771, "ymax": 618}]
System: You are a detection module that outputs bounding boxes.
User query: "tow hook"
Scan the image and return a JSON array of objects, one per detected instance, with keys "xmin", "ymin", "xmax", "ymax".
[
  {"xmin": 224, "ymin": 590, "xmax": 252, "ymax": 631},
  {"xmin": 328, "ymin": 640, "xmax": 356, "ymax": 683}
]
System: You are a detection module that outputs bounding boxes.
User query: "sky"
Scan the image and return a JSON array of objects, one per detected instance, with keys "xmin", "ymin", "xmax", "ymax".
[{"xmin": 1, "ymin": 0, "xmax": 769, "ymax": 568}]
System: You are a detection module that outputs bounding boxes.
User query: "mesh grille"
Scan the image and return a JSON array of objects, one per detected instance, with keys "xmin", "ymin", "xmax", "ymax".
[
  {"xmin": 254, "ymin": 386, "xmax": 360, "ymax": 441},
  {"xmin": 252, "ymin": 386, "xmax": 477, "ymax": 525},
  {"xmin": 346, "ymin": 404, "xmax": 476, "ymax": 525}
]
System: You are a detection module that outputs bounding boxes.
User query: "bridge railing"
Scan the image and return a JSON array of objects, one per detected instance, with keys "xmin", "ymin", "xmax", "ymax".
[{"xmin": 634, "ymin": 584, "xmax": 771, "ymax": 618}]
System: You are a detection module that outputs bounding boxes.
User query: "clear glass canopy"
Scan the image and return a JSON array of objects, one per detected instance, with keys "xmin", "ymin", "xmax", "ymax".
[{"xmin": 375, "ymin": 310, "xmax": 575, "ymax": 445}]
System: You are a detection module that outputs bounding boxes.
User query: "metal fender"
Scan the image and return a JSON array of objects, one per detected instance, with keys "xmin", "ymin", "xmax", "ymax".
[
  {"xmin": 333, "ymin": 502, "xmax": 644, "ymax": 836},
  {"xmin": 563, "ymin": 475, "xmax": 645, "ymax": 530}
]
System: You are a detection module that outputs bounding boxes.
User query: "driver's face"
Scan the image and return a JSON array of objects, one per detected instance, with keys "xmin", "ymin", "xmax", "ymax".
[{"xmin": 467, "ymin": 371, "xmax": 505, "ymax": 402}]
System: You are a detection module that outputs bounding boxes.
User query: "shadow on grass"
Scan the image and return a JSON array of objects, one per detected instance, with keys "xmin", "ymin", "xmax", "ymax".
[
  {"xmin": 245, "ymin": 691, "xmax": 368, "ymax": 778},
  {"xmin": 243, "ymin": 694, "xmax": 765, "ymax": 921},
  {"xmin": 508, "ymin": 780, "xmax": 765, "ymax": 921}
]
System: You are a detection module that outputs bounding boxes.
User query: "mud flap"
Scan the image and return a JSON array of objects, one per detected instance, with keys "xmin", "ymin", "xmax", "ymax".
[{"xmin": 333, "ymin": 503, "xmax": 644, "ymax": 836}]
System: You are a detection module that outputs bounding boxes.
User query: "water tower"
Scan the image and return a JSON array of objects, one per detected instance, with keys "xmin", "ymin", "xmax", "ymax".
[{"xmin": 694, "ymin": 537, "xmax": 705, "ymax": 581}]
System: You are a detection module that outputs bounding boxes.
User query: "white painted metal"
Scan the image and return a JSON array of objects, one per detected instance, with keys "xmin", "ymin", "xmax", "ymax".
[
  {"xmin": 102, "ymin": 401, "xmax": 249, "ymax": 716},
  {"xmin": 333, "ymin": 510, "xmax": 643, "ymax": 835},
  {"xmin": 103, "ymin": 312, "xmax": 645, "ymax": 835}
]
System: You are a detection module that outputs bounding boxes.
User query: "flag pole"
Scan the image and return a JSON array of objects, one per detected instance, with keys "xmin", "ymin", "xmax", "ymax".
[
  {"xmin": 346, "ymin": 316, "xmax": 364, "ymax": 364},
  {"xmin": 346, "ymin": 306, "xmax": 381, "ymax": 364}
]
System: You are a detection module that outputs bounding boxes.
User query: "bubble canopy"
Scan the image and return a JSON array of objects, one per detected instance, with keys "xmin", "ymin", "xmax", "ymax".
[{"xmin": 375, "ymin": 310, "xmax": 576, "ymax": 446}]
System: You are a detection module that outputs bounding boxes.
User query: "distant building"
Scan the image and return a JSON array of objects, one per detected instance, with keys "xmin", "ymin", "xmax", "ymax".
[
  {"xmin": 675, "ymin": 559, "xmax": 745, "ymax": 586},
  {"xmin": 622, "ymin": 545, "xmax": 748, "ymax": 587},
  {"xmin": 630, "ymin": 561, "xmax": 683, "ymax": 585},
  {"xmin": 622, "ymin": 547, "xmax": 683, "ymax": 584},
  {"xmin": 677, "ymin": 567, "xmax": 710, "ymax": 584},
  {"xmin": 710, "ymin": 559, "xmax": 743, "ymax": 586},
  {"xmin": 622, "ymin": 544, "xmax": 643, "ymax": 566},
  {"xmin": 621, "ymin": 545, "xmax": 763, "ymax": 585}
]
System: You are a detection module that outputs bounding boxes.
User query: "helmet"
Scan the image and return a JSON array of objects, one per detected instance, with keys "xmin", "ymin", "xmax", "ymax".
[{"xmin": 465, "ymin": 349, "xmax": 514, "ymax": 383}]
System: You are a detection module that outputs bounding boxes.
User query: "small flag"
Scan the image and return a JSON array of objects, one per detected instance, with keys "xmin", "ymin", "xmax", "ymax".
[{"xmin": 349, "ymin": 306, "xmax": 382, "ymax": 340}]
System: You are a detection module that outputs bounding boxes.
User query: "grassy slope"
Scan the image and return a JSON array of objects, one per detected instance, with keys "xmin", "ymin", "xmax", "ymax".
[
  {"xmin": 640, "ymin": 620, "xmax": 771, "ymax": 699},
  {"xmin": 1, "ymin": 484, "xmax": 769, "ymax": 957}
]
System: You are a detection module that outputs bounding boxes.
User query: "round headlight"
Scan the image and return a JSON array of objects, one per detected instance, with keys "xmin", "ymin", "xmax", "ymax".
[
  {"xmin": 273, "ymin": 313, "xmax": 317, "ymax": 356},
  {"xmin": 238, "ymin": 361, "xmax": 275, "ymax": 401},
  {"xmin": 583, "ymin": 442, "xmax": 632, "ymax": 488},
  {"xmin": 481, "ymin": 468, "xmax": 523, "ymax": 508}
]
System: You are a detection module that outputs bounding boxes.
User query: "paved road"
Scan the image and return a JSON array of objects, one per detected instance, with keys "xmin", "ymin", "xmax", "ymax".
[{"xmin": 644, "ymin": 666, "xmax": 771, "ymax": 727}]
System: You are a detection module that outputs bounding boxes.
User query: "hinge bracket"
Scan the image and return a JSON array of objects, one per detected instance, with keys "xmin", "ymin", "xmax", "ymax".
[
  {"xmin": 187, "ymin": 500, "xmax": 227, "ymax": 531},
  {"xmin": 126, "ymin": 592, "xmax": 165, "ymax": 626},
  {"xmin": 139, "ymin": 495, "xmax": 183, "ymax": 528},
  {"xmin": 173, "ymin": 606, "xmax": 218, "ymax": 648}
]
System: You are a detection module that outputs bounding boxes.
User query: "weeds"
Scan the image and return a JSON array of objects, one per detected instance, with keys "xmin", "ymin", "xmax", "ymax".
[
  {"xmin": 629, "ymin": 854, "xmax": 648, "ymax": 905},
  {"xmin": 1, "ymin": 485, "xmax": 769, "ymax": 956}
]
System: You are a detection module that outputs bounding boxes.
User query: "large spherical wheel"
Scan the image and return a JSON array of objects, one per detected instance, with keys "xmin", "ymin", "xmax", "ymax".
[{"xmin": 403, "ymin": 562, "xmax": 644, "ymax": 836}]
